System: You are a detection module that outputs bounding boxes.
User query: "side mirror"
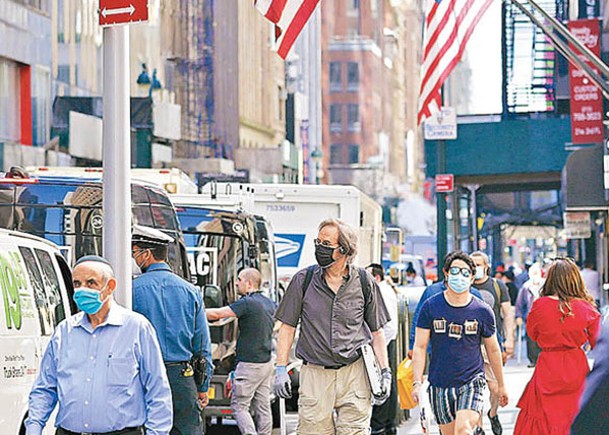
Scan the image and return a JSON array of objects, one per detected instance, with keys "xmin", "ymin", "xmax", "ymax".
[{"xmin": 203, "ymin": 284, "xmax": 224, "ymax": 308}]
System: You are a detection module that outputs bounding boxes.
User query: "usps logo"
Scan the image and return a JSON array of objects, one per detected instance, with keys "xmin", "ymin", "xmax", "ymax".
[{"xmin": 275, "ymin": 234, "xmax": 305, "ymax": 267}]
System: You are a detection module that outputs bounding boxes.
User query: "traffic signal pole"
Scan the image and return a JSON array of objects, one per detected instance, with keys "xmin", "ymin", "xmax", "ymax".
[
  {"xmin": 102, "ymin": 25, "xmax": 132, "ymax": 308},
  {"xmin": 436, "ymin": 140, "xmax": 447, "ymax": 271}
]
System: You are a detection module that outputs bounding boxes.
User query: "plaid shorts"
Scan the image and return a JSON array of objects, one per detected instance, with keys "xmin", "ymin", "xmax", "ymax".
[{"xmin": 428, "ymin": 376, "xmax": 487, "ymax": 425}]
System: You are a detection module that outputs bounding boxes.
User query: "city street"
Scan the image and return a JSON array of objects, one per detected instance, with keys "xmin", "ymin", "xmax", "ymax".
[{"xmin": 208, "ymin": 350, "xmax": 535, "ymax": 435}]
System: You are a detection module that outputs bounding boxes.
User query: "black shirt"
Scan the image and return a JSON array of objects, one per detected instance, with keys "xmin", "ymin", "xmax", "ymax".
[{"xmin": 230, "ymin": 292, "xmax": 277, "ymax": 363}]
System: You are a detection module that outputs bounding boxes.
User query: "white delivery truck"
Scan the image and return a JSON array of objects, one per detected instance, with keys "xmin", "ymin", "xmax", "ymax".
[
  {"xmin": 206, "ymin": 183, "xmax": 383, "ymax": 284},
  {"xmin": 0, "ymin": 229, "xmax": 74, "ymax": 434},
  {"xmin": 27, "ymin": 166, "xmax": 199, "ymax": 195}
]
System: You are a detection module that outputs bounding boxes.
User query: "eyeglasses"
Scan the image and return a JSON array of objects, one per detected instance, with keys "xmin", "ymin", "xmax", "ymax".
[
  {"xmin": 314, "ymin": 238, "xmax": 340, "ymax": 249},
  {"xmin": 448, "ymin": 266, "xmax": 472, "ymax": 278}
]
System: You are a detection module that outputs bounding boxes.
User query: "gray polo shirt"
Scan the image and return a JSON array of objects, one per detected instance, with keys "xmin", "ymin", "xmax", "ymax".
[{"xmin": 275, "ymin": 264, "xmax": 390, "ymax": 366}]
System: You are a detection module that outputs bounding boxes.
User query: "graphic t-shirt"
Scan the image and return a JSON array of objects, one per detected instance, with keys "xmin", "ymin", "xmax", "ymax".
[{"xmin": 417, "ymin": 292, "xmax": 496, "ymax": 388}]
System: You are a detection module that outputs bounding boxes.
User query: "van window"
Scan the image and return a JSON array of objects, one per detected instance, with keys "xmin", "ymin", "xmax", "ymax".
[
  {"xmin": 35, "ymin": 248, "xmax": 66, "ymax": 326},
  {"xmin": 18, "ymin": 247, "xmax": 54, "ymax": 335}
]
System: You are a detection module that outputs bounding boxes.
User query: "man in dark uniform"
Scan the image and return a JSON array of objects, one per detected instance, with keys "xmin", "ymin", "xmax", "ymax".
[{"xmin": 132, "ymin": 225, "xmax": 213, "ymax": 435}]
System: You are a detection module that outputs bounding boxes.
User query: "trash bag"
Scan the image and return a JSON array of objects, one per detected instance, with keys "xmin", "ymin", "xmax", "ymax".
[{"xmin": 397, "ymin": 358, "xmax": 417, "ymax": 410}]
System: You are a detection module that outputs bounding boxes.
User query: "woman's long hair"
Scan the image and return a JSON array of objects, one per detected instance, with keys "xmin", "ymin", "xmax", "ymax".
[{"xmin": 540, "ymin": 258, "xmax": 595, "ymax": 322}]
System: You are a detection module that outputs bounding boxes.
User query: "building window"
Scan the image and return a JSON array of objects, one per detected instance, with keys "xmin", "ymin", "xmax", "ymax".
[
  {"xmin": 330, "ymin": 62, "xmax": 342, "ymax": 92},
  {"xmin": 330, "ymin": 144, "xmax": 343, "ymax": 164},
  {"xmin": 347, "ymin": 63, "xmax": 359, "ymax": 91},
  {"xmin": 371, "ymin": 0, "xmax": 378, "ymax": 17},
  {"xmin": 32, "ymin": 68, "xmax": 50, "ymax": 146},
  {"xmin": 347, "ymin": 0, "xmax": 360, "ymax": 14},
  {"xmin": 348, "ymin": 144, "xmax": 360, "ymax": 164},
  {"xmin": 347, "ymin": 104, "xmax": 360, "ymax": 132},
  {"xmin": 0, "ymin": 58, "xmax": 21, "ymax": 143},
  {"xmin": 330, "ymin": 104, "xmax": 342, "ymax": 133}
]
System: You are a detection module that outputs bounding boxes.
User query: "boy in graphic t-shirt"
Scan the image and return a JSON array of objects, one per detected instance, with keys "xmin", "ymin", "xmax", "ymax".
[{"xmin": 412, "ymin": 251, "xmax": 508, "ymax": 435}]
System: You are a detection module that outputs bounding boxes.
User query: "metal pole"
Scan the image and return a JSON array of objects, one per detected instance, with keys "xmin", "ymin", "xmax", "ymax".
[
  {"xmin": 466, "ymin": 184, "xmax": 480, "ymax": 252},
  {"xmin": 102, "ymin": 26, "xmax": 132, "ymax": 308},
  {"xmin": 436, "ymin": 140, "xmax": 447, "ymax": 268}
]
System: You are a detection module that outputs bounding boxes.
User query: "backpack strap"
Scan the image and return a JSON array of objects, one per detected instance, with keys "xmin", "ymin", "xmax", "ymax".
[
  {"xmin": 491, "ymin": 278, "xmax": 502, "ymax": 302},
  {"xmin": 302, "ymin": 265, "xmax": 316, "ymax": 298},
  {"xmin": 358, "ymin": 267, "xmax": 372, "ymax": 303}
]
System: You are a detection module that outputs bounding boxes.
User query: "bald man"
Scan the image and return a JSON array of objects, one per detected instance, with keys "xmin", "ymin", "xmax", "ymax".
[
  {"xmin": 26, "ymin": 256, "xmax": 172, "ymax": 435},
  {"xmin": 207, "ymin": 268, "xmax": 277, "ymax": 435}
]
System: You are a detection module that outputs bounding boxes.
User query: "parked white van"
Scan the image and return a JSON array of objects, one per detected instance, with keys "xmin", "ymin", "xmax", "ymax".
[{"xmin": 0, "ymin": 229, "xmax": 74, "ymax": 434}]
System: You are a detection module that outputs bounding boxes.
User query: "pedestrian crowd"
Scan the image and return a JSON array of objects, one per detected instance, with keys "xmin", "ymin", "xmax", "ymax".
[
  {"xmin": 21, "ymin": 217, "xmax": 607, "ymax": 435},
  {"xmin": 410, "ymin": 251, "xmax": 604, "ymax": 435}
]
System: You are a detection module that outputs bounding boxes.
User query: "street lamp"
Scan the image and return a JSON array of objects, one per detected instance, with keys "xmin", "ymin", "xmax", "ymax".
[
  {"xmin": 136, "ymin": 63, "xmax": 162, "ymax": 97},
  {"xmin": 310, "ymin": 147, "xmax": 323, "ymax": 184}
]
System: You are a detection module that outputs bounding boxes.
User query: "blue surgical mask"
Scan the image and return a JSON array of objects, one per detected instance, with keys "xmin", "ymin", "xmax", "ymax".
[
  {"xmin": 73, "ymin": 287, "xmax": 106, "ymax": 314},
  {"xmin": 475, "ymin": 266, "xmax": 486, "ymax": 280},
  {"xmin": 447, "ymin": 275, "xmax": 470, "ymax": 293}
]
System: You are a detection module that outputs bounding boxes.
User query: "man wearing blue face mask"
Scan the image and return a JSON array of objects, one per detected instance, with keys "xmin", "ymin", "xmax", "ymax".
[
  {"xmin": 411, "ymin": 251, "xmax": 508, "ymax": 435},
  {"xmin": 25, "ymin": 255, "xmax": 172, "ymax": 435}
]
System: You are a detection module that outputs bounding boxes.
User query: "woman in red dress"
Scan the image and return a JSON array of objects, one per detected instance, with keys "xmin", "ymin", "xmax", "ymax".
[{"xmin": 514, "ymin": 258, "xmax": 600, "ymax": 435}]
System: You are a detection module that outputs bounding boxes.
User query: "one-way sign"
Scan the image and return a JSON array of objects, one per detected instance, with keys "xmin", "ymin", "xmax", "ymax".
[{"xmin": 99, "ymin": 0, "xmax": 148, "ymax": 27}]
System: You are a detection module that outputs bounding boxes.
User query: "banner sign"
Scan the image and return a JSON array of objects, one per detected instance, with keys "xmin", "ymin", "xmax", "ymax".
[{"xmin": 568, "ymin": 19, "xmax": 603, "ymax": 145}]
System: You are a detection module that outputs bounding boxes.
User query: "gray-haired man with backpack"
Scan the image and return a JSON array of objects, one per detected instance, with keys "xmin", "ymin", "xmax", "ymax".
[{"xmin": 274, "ymin": 218, "xmax": 391, "ymax": 435}]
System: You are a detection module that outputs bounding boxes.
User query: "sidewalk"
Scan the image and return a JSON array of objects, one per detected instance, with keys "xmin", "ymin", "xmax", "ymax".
[{"xmin": 398, "ymin": 358, "xmax": 534, "ymax": 434}]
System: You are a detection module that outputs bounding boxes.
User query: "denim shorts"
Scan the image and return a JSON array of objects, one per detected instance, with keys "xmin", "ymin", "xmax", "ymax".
[{"xmin": 428, "ymin": 376, "xmax": 487, "ymax": 425}]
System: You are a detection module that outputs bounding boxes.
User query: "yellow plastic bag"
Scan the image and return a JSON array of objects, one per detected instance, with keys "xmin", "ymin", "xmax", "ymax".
[{"xmin": 397, "ymin": 358, "xmax": 417, "ymax": 410}]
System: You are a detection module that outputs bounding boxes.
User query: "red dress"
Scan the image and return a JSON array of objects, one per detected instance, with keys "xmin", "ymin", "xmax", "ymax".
[{"xmin": 514, "ymin": 296, "xmax": 600, "ymax": 435}]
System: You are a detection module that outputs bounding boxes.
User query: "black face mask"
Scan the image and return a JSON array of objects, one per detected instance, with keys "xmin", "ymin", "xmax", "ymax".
[{"xmin": 315, "ymin": 244, "xmax": 337, "ymax": 268}]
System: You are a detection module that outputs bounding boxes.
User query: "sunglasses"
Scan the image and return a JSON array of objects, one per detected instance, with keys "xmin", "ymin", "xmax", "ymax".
[{"xmin": 448, "ymin": 266, "xmax": 472, "ymax": 278}]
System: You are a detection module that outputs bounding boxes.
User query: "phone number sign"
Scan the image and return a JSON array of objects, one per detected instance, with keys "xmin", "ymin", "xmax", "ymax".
[{"xmin": 568, "ymin": 19, "xmax": 603, "ymax": 145}]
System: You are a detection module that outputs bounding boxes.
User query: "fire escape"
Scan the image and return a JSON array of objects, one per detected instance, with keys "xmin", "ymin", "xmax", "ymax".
[{"xmin": 504, "ymin": 0, "xmax": 567, "ymax": 114}]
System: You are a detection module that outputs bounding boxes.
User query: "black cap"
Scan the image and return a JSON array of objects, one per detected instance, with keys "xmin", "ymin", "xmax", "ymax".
[
  {"xmin": 74, "ymin": 255, "xmax": 114, "ymax": 272},
  {"xmin": 132, "ymin": 224, "xmax": 174, "ymax": 247}
]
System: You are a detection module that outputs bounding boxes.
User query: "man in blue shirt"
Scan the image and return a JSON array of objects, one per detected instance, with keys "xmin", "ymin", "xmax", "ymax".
[
  {"xmin": 26, "ymin": 255, "xmax": 172, "ymax": 435},
  {"xmin": 132, "ymin": 225, "xmax": 213, "ymax": 435},
  {"xmin": 408, "ymin": 254, "xmax": 484, "ymax": 358},
  {"xmin": 412, "ymin": 251, "xmax": 507, "ymax": 435},
  {"xmin": 207, "ymin": 268, "xmax": 277, "ymax": 435}
]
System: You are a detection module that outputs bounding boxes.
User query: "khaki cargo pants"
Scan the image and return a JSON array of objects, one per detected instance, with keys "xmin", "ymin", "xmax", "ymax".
[{"xmin": 297, "ymin": 358, "xmax": 371, "ymax": 435}]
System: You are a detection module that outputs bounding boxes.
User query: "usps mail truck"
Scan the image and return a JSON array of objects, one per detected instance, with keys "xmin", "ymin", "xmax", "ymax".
[{"xmin": 206, "ymin": 183, "xmax": 383, "ymax": 285}]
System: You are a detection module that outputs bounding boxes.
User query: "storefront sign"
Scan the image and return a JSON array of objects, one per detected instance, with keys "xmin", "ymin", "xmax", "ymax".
[{"xmin": 568, "ymin": 19, "xmax": 603, "ymax": 145}]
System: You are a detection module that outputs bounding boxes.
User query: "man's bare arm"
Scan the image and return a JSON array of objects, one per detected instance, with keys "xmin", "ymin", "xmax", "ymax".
[
  {"xmin": 371, "ymin": 329, "xmax": 389, "ymax": 369},
  {"xmin": 276, "ymin": 323, "xmax": 296, "ymax": 366}
]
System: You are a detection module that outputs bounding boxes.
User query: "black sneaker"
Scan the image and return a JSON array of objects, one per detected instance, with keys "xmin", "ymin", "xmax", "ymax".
[
  {"xmin": 474, "ymin": 427, "xmax": 486, "ymax": 435},
  {"xmin": 488, "ymin": 411, "xmax": 502, "ymax": 435}
]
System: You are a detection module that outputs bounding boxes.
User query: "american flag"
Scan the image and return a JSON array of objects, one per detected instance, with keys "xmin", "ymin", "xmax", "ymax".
[
  {"xmin": 418, "ymin": 0, "xmax": 493, "ymax": 124},
  {"xmin": 255, "ymin": 0, "xmax": 320, "ymax": 59}
]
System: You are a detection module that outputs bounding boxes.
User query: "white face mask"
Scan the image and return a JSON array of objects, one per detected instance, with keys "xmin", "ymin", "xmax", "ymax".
[{"xmin": 475, "ymin": 266, "xmax": 486, "ymax": 280}]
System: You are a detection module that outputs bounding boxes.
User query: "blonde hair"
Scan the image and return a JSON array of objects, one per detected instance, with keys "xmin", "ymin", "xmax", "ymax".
[{"xmin": 540, "ymin": 258, "xmax": 595, "ymax": 322}]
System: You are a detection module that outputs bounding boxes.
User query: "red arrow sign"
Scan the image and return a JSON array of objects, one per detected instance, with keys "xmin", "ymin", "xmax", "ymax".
[
  {"xmin": 435, "ymin": 174, "xmax": 454, "ymax": 193},
  {"xmin": 99, "ymin": 0, "xmax": 148, "ymax": 27}
]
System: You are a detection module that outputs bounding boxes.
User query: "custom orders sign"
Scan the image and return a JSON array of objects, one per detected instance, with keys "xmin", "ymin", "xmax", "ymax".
[{"xmin": 568, "ymin": 19, "xmax": 603, "ymax": 145}]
